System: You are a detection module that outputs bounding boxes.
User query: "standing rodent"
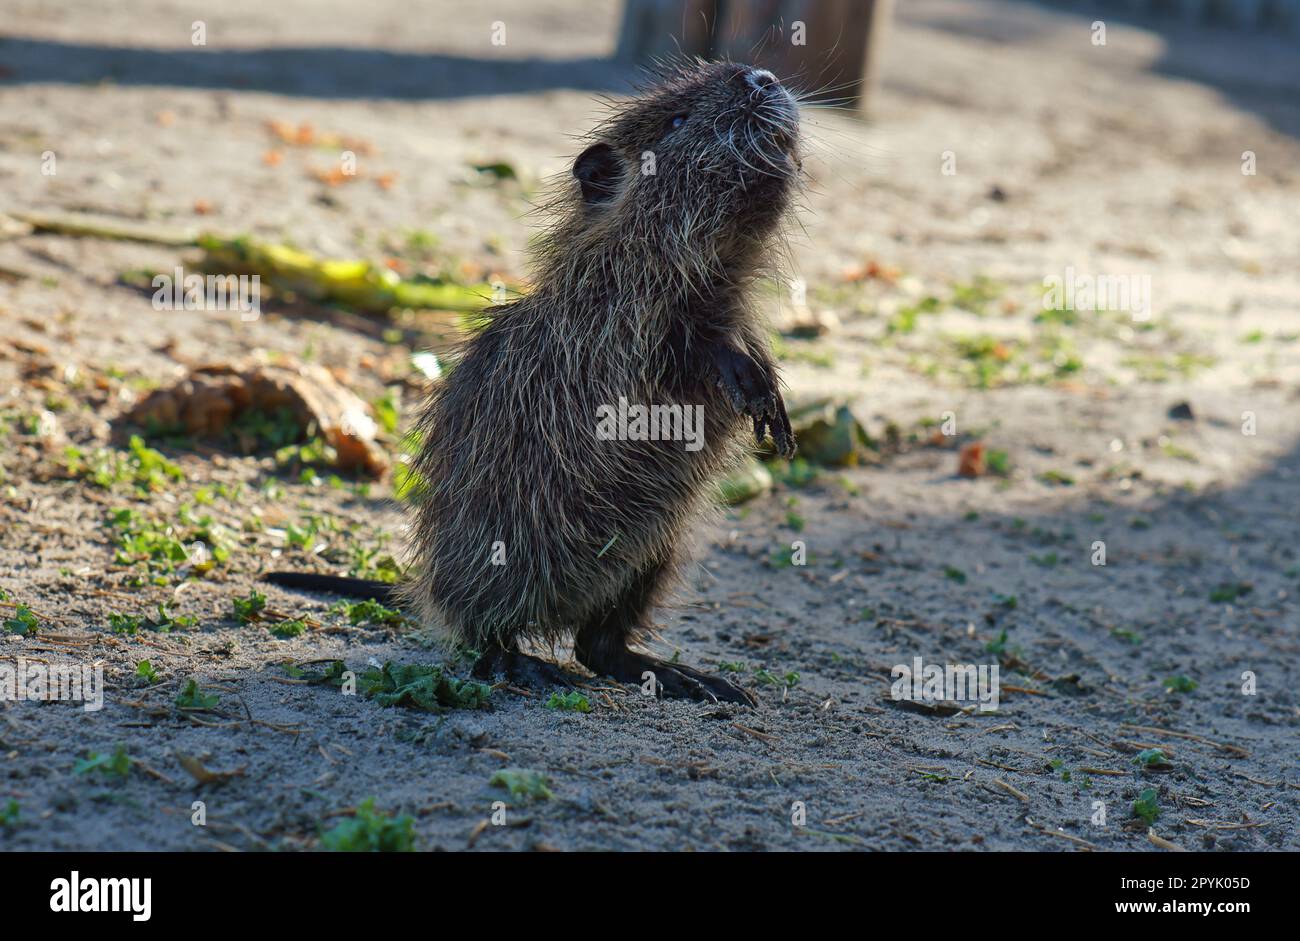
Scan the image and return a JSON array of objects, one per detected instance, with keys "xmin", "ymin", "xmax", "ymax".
[
  {"xmin": 270, "ymin": 61, "xmax": 802, "ymax": 704},
  {"xmin": 404, "ymin": 60, "xmax": 801, "ymax": 704}
]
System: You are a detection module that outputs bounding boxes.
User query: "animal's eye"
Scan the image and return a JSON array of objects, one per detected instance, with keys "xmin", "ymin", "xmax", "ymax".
[{"xmin": 666, "ymin": 113, "xmax": 688, "ymax": 134}]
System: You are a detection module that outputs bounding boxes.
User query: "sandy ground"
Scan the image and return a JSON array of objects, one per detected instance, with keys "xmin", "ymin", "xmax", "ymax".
[{"xmin": 1, "ymin": 0, "xmax": 1298, "ymax": 851}]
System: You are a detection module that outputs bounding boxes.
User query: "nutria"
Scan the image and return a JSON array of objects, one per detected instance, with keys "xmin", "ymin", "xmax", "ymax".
[{"xmin": 267, "ymin": 61, "xmax": 801, "ymax": 704}]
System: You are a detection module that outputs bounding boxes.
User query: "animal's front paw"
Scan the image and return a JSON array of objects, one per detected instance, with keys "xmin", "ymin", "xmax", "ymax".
[
  {"xmin": 712, "ymin": 345, "xmax": 775, "ymax": 417},
  {"xmin": 711, "ymin": 345, "xmax": 796, "ymax": 457}
]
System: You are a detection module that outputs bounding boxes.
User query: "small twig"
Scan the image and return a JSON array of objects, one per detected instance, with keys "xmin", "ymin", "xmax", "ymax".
[
  {"xmin": 1183, "ymin": 819, "xmax": 1263, "ymax": 831},
  {"xmin": 1231, "ymin": 770, "xmax": 1278, "ymax": 787},
  {"xmin": 1027, "ymin": 819, "xmax": 1098, "ymax": 850},
  {"xmin": 1147, "ymin": 828, "xmax": 1187, "ymax": 851},
  {"xmin": 977, "ymin": 757, "xmax": 1031, "ymax": 775},
  {"xmin": 990, "ymin": 778, "xmax": 1029, "ymax": 803},
  {"xmin": 11, "ymin": 210, "xmax": 200, "ymax": 246},
  {"xmin": 731, "ymin": 722, "xmax": 779, "ymax": 744},
  {"xmin": 1120, "ymin": 724, "xmax": 1248, "ymax": 758}
]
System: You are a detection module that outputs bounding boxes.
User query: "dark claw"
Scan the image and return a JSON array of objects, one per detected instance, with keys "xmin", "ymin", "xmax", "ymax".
[
  {"xmin": 653, "ymin": 662, "xmax": 758, "ymax": 706},
  {"xmin": 772, "ymin": 396, "xmax": 796, "ymax": 459},
  {"xmin": 711, "ymin": 344, "xmax": 794, "ymax": 455},
  {"xmin": 577, "ymin": 646, "xmax": 757, "ymax": 706},
  {"xmin": 471, "ymin": 646, "xmax": 581, "ymax": 690}
]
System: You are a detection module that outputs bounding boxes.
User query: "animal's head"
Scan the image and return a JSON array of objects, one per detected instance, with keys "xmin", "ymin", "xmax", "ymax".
[{"xmin": 569, "ymin": 61, "xmax": 801, "ymax": 272}]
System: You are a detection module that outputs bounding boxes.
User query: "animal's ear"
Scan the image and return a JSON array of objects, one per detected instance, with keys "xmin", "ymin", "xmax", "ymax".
[{"xmin": 573, "ymin": 142, "xmax": 622, "ymax": 205}]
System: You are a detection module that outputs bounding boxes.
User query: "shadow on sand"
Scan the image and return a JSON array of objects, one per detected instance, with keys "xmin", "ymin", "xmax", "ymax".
[{"xmin": 0, "ymin": 37, "xmax": 632, "ymax": 100}]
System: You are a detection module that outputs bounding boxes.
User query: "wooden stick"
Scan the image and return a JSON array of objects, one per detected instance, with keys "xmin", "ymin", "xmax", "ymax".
[{"xmin": 9, "ymin": 210, "xmax": 199, "ymax": 247}]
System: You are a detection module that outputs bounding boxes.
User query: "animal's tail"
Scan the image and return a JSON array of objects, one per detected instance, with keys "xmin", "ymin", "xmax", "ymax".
[{"xmin": 260, "ymin": 572, "xmax": 399, "ymax": 606}]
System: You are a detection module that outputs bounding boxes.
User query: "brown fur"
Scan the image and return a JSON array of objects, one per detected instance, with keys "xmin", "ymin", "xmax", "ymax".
[{"xmin": 399, "ymin": 60, "xmax": 802, "ymax": 699}]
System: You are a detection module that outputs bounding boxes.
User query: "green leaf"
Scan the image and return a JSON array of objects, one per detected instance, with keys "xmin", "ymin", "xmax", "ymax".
[
  {"xmin": 544, "ymin": 691, "xmax": 591, "ymax": 713},
  {"xmin": 371, "ymin": 390, "xmax": 400, "ymax": 435},
  {"xmin": 1132, "ymin": 788, "xmax": 1160, "ymax": 825},
  {"xmin": 489, "ymin": 768, "xmax": 553, "ymax": 802},
  {"xmin": 269, "ymin": 619, "xmax": 307, "ymax": 638},
  {"xmin": 3, "ymin": 604, "xmax": 38, "ymax": 636},
  {"xmin": 360, "ymin": 662, "xmax": 491, "ymax": 712},
  {"xmin": 331, "ymin": 598, "xmax": 405, "ymax": 628},
  {"xmin": 320, "ymin": 797, "xmax": 414, "ymax": 852},
  {"xmin": 73, "ymin": 744, "xmax": 131, "ymax": 779},
  {"xmin": 1209, "ymin": 583, "xmax": 1251, "ymax": 604},
  {"xmin": 471, "ymin": 161, "xmax": 518, "ymax": 181},
  {"xmin": 1162, "ymin": 675, "xmax": 1198, "ymax": 694},
  {"xmin": 285, "ymin": 660, "xmax": 349, "ymax": 686},
  {"xmin": 175, "ymin": 679, "xmax": 220, "ymax": 711},
  {"xmin": 753, "ymin": 668, "xmax": 799, "ymax": 688},
  {"xmin": 231, "ymin": 590, "xmax": 267, "ymax": 624},
  {"xmin": 1134, "ymin": 749, "xmax": 1170, "ymax": 768}
]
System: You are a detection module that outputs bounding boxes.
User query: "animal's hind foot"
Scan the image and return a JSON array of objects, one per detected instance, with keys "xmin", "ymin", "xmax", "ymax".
[
  {"xmin": 579, "ymin": 647, "xmax": 757, "ymax": 706},
  {"xmin": 655, "ymin": 659, "xmax": 757, "ymax": 706},
  {"xmin": 470, "ymin": 646, "xmax": 580, "ymax": 691}
]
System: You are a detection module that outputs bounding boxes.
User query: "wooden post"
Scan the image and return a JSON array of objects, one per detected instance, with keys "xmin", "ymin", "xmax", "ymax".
[
  {"xmin": 714, "ymin": 0, "xmax": 892, "ymax": 107},
  {"xmin": 615, "ymin": 0, "xmax": 895, "ymax": 111},
  {"xmin": 615, "ymin": 0, "xmax": 719, "ymax": 62}
]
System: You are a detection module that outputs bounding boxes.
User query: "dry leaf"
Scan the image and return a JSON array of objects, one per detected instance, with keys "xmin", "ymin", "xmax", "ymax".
[
  {"xmin": 958, "ymin": 441, "xmax": 986, "ymax": 478},
  {"xmin": 175, "ymin": 750, "xmax": 246, "ymax": 785},
  {"xmin": 121, "ymin": 359, "xmax": 391, "ymax": 477}
]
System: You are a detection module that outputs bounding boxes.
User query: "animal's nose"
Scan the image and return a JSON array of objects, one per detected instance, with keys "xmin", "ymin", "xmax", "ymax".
[{"xmin": 742, "ymin": 68, "xmax": 779, "ymax": 93}]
